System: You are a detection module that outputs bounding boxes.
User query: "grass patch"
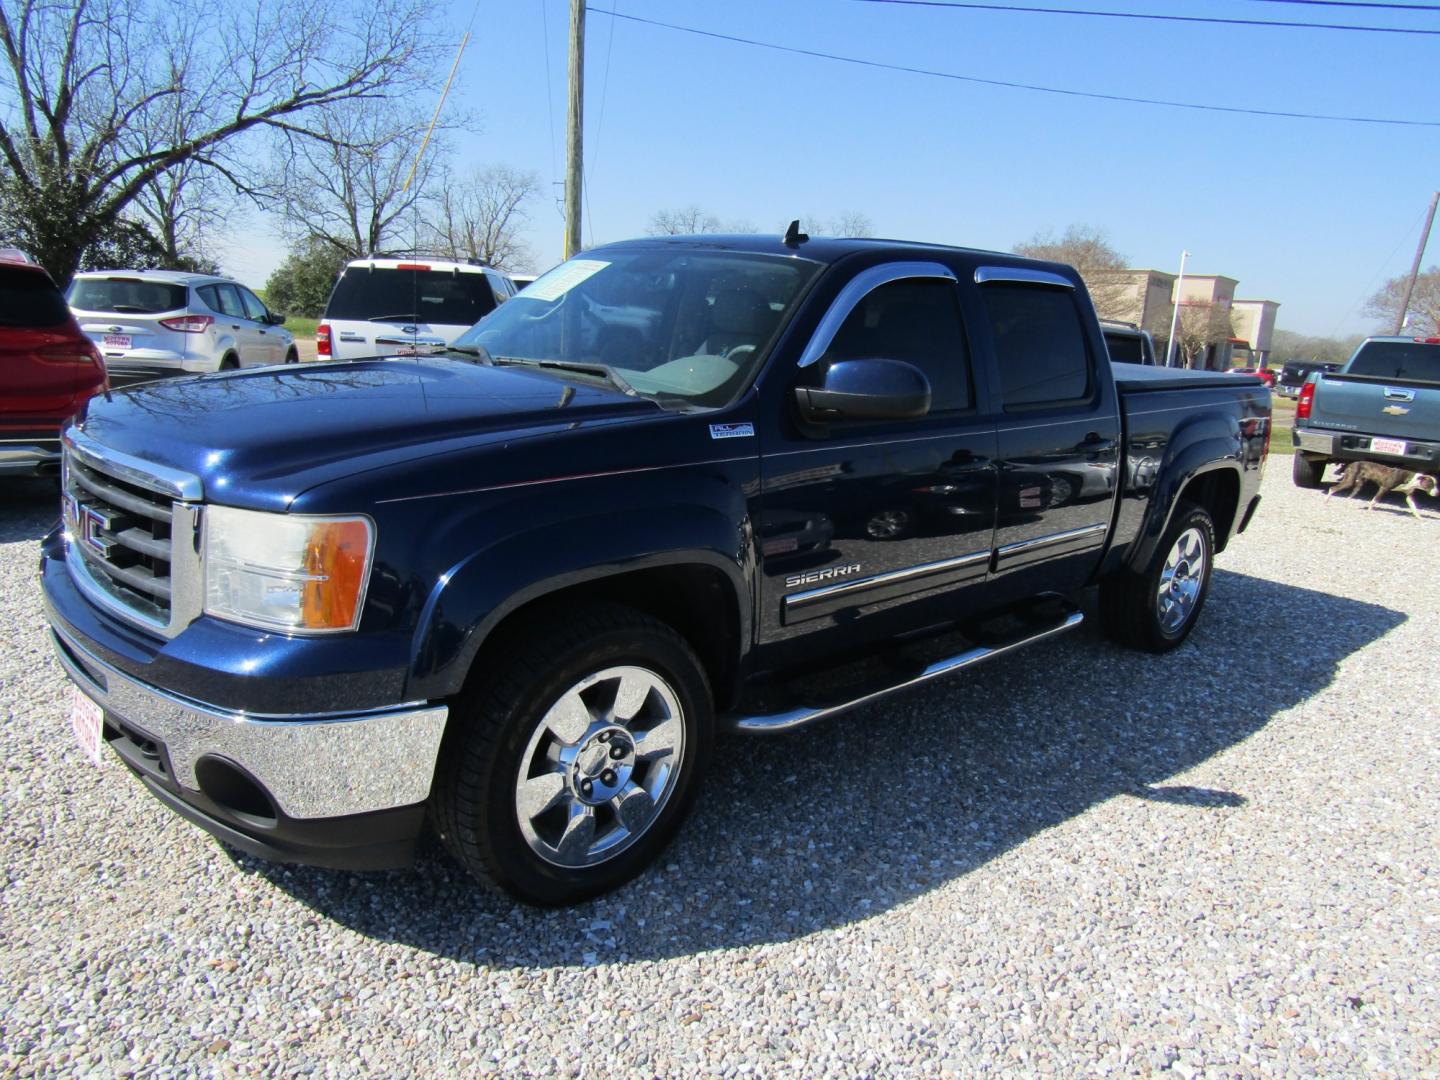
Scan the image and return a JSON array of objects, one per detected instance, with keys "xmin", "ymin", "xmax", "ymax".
[{"xmin": 281, "ymin": 316, "xmax": 319, "ymax": 338}]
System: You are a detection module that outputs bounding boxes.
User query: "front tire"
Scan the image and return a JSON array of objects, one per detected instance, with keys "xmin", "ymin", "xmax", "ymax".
[
  {"xmin": 431, "ymin": 604, "xmax": 712, "ymax": 906},
  {"xmin": 1292, "ymin": 453, "xmax": 1325, "ymax": 489},
  {"xmin": 1101, "ymin": 502, "xmax": 1216, "ymax": 654}
]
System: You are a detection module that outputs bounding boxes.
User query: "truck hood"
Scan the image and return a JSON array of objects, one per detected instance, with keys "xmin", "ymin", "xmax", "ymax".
[{"xmin": 73, "ymin": 357, "xmax": 664, "ymax": 509}]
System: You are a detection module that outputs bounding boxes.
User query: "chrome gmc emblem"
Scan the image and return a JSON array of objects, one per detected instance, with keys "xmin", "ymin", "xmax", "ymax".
[{"xmin": 80, "ymin": 506, "xmax": 113, "ymax": 557}]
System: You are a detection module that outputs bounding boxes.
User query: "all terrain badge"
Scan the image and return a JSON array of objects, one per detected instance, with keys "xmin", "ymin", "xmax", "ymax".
[{"xmin": 709, "ymin": 423, "xmax": 755, "ymax": 440}]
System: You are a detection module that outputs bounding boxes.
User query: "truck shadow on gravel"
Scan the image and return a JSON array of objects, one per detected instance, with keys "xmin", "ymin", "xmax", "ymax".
[
  {"xmin": 243, "ymin": 569, "xmax": 1403, "ymax": 968},
  {"xmin": 0, "ymin": 478, "xmax": 61, "ymax": 543}
]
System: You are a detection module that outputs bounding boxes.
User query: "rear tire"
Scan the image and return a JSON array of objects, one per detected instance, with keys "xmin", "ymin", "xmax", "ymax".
[
  {"xmin": 1100, "ymin": 502, "xmax": 1216, "ymax": 654},
  {"xmin": 1292, "ymin": 453, "xmax": 1325, "ymax": 489},
  {"xmin": 431, "ymin": 604, "xmax": 713, "ymax": 907}
]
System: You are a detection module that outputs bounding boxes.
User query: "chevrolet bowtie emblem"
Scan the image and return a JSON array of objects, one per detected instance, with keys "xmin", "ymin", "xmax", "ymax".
[{"xmin": 1382, "ymin": 405, "xmax": 1410, "ymax": 416}]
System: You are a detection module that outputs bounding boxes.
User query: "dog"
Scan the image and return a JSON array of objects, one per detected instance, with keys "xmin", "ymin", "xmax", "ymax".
[{"xmin": 1326, "ymin": 460, "xmax": 1439, "ymax": 519}]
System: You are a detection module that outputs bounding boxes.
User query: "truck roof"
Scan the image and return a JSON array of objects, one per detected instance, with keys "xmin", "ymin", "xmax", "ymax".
[{"xmin": 594, "ymin": 233, "xmax": 1053, "ymax": 269}]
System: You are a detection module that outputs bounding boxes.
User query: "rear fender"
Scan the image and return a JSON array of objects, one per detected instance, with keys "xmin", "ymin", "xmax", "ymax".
[
  {"xmin": 1125, "ymin": 421, "xmax": 1242, "ymax": 573},
  {"xmin": 405, "ymin": 506, "xmax": 752, "ymax": 701}
]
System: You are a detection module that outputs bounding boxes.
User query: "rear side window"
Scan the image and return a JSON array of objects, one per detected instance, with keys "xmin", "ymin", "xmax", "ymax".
[
  {"xmin": 324, "ymin": 268, "xmax": 498, "ymax": 326},
  {"xmin": 198, "ymin": 283, "xmax": 246, "ymax": 318},
  {"xmin": 1103, "ymin": 331, "xmax": 1145, "ymax": 365},
  {"xmin": 68, "ymin": 277, "xmax": 186, "ymax": 315},
  {"xmin": 981, "ymin": 284, "xmax": 1093, "ymax": 409},
  {"xmin": 1346, "ymin": 341, "xmax": 1440, "ymax": 384},
  {"xmin": 0, "ymin": 266, "xmax": 71, "ymax": 328},
  {"xmin": 822, "ymin": 278, "xmax": 973, "ymax": 412}
]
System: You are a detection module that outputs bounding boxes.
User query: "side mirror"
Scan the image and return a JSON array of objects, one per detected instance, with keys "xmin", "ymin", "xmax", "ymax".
[
  {"xmin": 267, "ymin": 311, "xmax": 288, "ymax": 326},
  {"xmin": 794, "ymin": 358, "xmax": 931, "ymax": 424}
]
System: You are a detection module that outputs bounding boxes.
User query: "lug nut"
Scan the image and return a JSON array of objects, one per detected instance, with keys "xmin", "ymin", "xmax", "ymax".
[
  {"xmin": 580, "ymin": 778, "xmax": 593, "ymax": 795},
  {"xmin": 596, "ymin": 731, "xmax": 611, "ymax": 743},
  {"xmin": 601, "ymin": 769, "xmax": 617, "ymax": 786},
  {"xmin": 610, "ymin": 744, "xmax": 626, "ymax": 759}
]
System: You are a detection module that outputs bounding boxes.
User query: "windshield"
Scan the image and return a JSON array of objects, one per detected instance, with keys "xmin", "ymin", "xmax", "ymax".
[
  {"xmin": 1346, "ymin": 341, "xmax": 1440, "ymax": 384},
  {"xmin": 325, "ymin": 267, "xmax": 498, "ymax": 325},
  {"xmin": 452, "ymin": 247, "xmax": 822, "ymax": 407}
]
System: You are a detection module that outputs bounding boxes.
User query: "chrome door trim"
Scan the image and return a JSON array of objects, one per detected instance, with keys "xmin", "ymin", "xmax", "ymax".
[
  {"xmin": 995, "ymin": 522, "xmax": 1107, "ymax": 559},
  {"xmin": 797, "ymin": 261, "xmax": 959, "ymax": 368},
  {"xmin": 785, "ymin": 549, "xmax": 991, "ymax": 613},
  {"xmin": 974, "ymin": 266, "xmax": 1074, "ymax": 289}
]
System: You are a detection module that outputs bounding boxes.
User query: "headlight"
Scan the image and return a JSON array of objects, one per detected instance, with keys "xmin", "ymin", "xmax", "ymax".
[{"xmin": 203, "ymin": 506, "xmax": 375, "ymax": 633}]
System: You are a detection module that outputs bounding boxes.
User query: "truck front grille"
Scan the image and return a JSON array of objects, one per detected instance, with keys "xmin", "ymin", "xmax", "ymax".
[{"xmin": 60, "ymin": 432, "xmax": 202, "ymax": 636}]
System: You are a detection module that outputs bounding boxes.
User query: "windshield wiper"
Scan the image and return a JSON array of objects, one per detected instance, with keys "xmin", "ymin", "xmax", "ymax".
[
  {"xmin": 492, "ymin": 357, "xmax": 636, "ymax": 396},
  {"xmin": 446, "ymin": 344, "xmax": 494, "ymax": 364},
  {"xmin": 367, "ymin": 313, "xmax": 422, "ymax": 323}
]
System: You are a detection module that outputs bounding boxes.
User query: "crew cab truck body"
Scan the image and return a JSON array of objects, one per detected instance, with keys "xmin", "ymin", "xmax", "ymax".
[
  {"xmin": 1291, "ymin": 335, "xmax": 1440, "ymax": 488},
  {"xmin": 40, "ymin": 236, "xmax": 1269, "ymax": 906}
]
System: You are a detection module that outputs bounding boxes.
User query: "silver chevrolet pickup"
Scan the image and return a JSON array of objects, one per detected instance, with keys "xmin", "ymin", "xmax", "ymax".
[{"xmin": 1291, "ymin": 335, "xmax": 1440, "ymax": 488}]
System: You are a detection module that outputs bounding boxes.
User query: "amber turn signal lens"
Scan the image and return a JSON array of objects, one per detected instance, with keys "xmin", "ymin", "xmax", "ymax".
[{"xmin": 300, "ymin": 519, "xmax": 372, "ymax": 631}]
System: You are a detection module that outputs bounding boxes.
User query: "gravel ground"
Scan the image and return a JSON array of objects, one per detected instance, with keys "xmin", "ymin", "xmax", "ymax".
[{"xmin": 2, "ymin": 466, "xmax": 1437, "ymax": 1077}]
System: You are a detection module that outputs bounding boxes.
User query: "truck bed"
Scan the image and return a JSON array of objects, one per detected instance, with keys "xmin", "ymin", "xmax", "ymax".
[{"xmin": 1112, "ymin": 363, "xmax": 1262, "ymax": 393}]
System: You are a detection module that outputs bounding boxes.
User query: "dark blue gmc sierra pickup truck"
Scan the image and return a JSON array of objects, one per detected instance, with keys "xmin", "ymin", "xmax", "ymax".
[{"xmin": 41, "ymin": 233, "xmax": 1270, "ymax": 906}]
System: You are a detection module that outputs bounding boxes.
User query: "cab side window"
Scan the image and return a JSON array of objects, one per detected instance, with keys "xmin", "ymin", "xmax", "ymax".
[
  {"xmin": 980, "ymin": 284, "xmax": 1093, "ymax": 410},
  {"xmin": 823, "ymin": 278, "xmax": 973, "ymax": 413}
]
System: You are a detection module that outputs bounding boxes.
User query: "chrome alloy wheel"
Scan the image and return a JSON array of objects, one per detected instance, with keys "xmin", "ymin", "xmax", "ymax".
[
  {"xmin": 1156, "ymin": 526, "xmax": 1207, "ymax": 635},
  {"xmin": 513, "ymin": 665, "xmax": 686, "ymax": 869}
]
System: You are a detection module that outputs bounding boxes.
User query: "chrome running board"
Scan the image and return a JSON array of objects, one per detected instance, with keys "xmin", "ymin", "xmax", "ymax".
[{"xmin": 725, "ymin": 610, "xmax": 1084, "ymax": 734}]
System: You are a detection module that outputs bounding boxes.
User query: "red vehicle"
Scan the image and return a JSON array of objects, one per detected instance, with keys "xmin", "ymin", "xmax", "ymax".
[
  {"xmin": 1229, "ymin": 366, "xmax": 1277, "ymax": 388},
  {"xmin": 0, "ymin": 250, "xmax": 107, "ymax": 478}
]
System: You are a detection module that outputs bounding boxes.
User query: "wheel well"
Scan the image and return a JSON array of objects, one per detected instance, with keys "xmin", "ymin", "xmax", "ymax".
[
  {"xmin": 1179, "ymin": 468, "xmax": 1240, "ymax": 551},
  {"xmin": 468, "ymin": 565, "xmax": 742, "ymax": 709}
]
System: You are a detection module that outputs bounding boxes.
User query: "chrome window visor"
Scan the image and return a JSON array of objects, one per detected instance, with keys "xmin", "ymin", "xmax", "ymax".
[
  {"xmin": 974, "ymin": 266, "xmax": 1075, "ymax": 289},
  {"xmin": 797, "ymin": 261, "xmax": 959, "ymax": 368},
  {"xmin": 64, "ymin": 425, "xmax": 203, "ymax": 502}
]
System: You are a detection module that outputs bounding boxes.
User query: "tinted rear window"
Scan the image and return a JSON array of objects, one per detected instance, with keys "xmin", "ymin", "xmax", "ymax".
[
  {"xmin": 324, "ymin": 268, "xmax": 497, "ymax": 325},
  {"xmin": 1103, "ymin": 332, "xmax": 1145, "ymax": 365},
  {"xmin": 1346, "ymin": 341, "xmax": 1440, "ymax": 384},
  {"xmin": 982, "ymin": 284, "xmax": 1093, "ymax": 409},
  {"xmin": 0, "ymin": 265, "xmax": 71, "ymax": 328},
  {"xmin": 69, "ymin": 277, "xmax": 187, "ymax": 315}
]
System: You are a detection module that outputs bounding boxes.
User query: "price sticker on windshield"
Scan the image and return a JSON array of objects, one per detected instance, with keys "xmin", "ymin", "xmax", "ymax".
[{"xmin": 524, "ymin": 259, "xmax": 610, "ymax": 302}]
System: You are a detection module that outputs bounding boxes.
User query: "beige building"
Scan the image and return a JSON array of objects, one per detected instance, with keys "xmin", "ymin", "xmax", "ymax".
[
  {"xmin": 1230, "ymin": 299, "xmax": 1280, "ymax": 367},
  {"xmin": 1092, "ymin": 268, "xmax": 1278, "ymax": 370}
]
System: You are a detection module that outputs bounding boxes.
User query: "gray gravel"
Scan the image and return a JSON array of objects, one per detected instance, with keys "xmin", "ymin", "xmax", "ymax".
[{"xmin": 2, "ymin": 466, "xmax": 1437, "ymax": 1077}]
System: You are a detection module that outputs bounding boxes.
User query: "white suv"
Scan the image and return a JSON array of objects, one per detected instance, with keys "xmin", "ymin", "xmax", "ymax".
[
  {"xmin": 68, "ymin": 270, "xmax": 298, "ymax": 386},
  {"xmin": 317, "ymin": 257, "xmax": 514, "ymax": 361}
]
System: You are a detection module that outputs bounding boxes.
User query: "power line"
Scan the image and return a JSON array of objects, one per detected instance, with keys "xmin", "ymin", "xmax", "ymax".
[
  {"xmin": 849, "ymin": 0, "xmax": 1440, "ymax": 36},
  {"xmin": 591, "ymin": 10, "xmax": 1440, "ymax": 127},
  {"xmin": 1245, "ymin": 0, "xmax": 1440, "ymax": 12}
]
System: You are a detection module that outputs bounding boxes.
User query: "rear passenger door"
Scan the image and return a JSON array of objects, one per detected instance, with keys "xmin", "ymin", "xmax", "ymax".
[
  {"xmin": 757, "ymin": 263, "xmax": 999, "ymax": 655},
  {"xmin": 974, "ymin": 267, "xmax": 1121, "ymax": 602}
]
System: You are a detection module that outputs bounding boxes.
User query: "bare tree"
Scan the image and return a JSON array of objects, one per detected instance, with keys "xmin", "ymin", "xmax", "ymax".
[
  {"xmin": 647, "ymin": 206, "xmax": 724, "ymax": 236},
  {"xmin": 267, "ymin": 99, "xmax": 442, "ymax": 259},
  {"xmin": 0, "ymin": 0, "xmax": 438, "ymax": 285},
  {"xmin": 796, "ymin": 212, "xmax": 873, "ymax": 237},
  {"xmin": 129, "ymin": 156, "xmax": 228, "ymax": 271},
  {"xmin": 1269, "ymin": 329, "xmax": 1365, "ymax": 365},
  {"xmin": 1172, "ymin": 304, "xmax": 1237, "ymax": 369},
  {"xmin": 1364, "ymin": 266, "xmax": 1440, "ymax": 337},
  {"xmin": 425, "ymin": 165, "xmax": 540, "ymax": 270},
  {"xmin": 1013, "ymin": 224, "xmax": 1132, "ymax": 318}
]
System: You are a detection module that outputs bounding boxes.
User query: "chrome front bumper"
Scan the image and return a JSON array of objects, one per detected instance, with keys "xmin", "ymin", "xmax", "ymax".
[{"xmin": 50, "ymin": 625, "xmax": 449, "ymax": 820}]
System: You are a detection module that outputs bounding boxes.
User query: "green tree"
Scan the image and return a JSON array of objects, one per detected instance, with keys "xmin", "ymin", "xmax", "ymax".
[{"xmin": 263, "ymin": 241, "xmax": 347, "ymax": 318}]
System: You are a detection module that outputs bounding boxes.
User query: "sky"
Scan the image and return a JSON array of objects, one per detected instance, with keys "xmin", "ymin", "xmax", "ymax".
[{"xmin": 219, "ymin": 0, "xmax": 1440, "ymax": 338}]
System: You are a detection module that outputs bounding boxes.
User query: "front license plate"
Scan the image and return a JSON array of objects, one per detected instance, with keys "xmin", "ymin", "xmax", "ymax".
[
  {"xmin": 102, "ymin": 334, "xmax": 131, "ymax": 350},
  {"xmin": 71, "ymin": 687, "xmax": 104, "ymax": 767},
  {"xmin": 1371, "ymin": 437, "xmax": 1407, "ymax": 456}
]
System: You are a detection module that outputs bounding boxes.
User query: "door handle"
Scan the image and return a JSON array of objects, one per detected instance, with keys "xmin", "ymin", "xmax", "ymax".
[
  {"xmin": 1076, "ymin": 433, "xmax": 1117, "ymax": 453},
  {"xmin": 230, "ymin": 324, "xmax": 240, "ymax": 330}
]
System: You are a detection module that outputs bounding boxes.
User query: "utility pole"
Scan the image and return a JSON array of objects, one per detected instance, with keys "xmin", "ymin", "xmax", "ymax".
[
  {"xmin": 1392, "ymin": 191, "xmax": 1438, "ymax": 335},
  {"xmin": 1164, "ymin": 250, "xmax": 1190, "ymax": 368},
  {"xmin": 564, "ymin": 0, "xmax": 585, "ymax": 259}
]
